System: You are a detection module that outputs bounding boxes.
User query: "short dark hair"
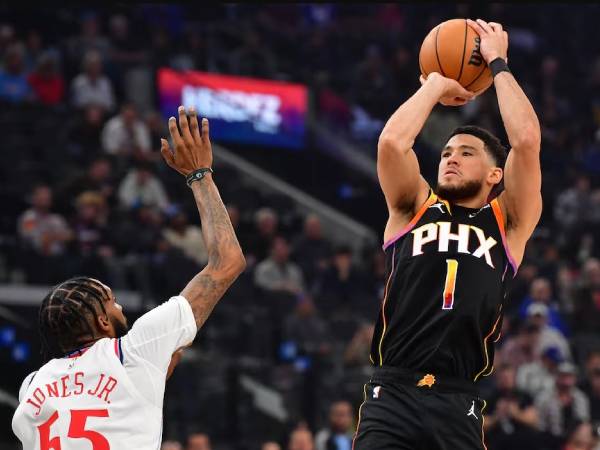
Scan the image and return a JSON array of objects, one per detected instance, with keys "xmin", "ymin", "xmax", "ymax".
[
  {"xmin": 447, "ymin": 125, "xmax": 507, "ymax": 169},
  {"xmin": 39, "ymin": 277, "xmax": 111, "ymax": 361}
]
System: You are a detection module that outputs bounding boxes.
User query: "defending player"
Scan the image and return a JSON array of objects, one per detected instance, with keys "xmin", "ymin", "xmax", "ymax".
[
  {"xmin": 12, "ymin": 106, "xmax": 246, "ymax": 448},
  {"xmin": 353, "ymin": 20, "xmax": 541, "ymax": 449}
]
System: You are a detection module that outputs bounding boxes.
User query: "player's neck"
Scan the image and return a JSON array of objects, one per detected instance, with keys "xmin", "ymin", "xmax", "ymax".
[{"xmin": 439, "ymin": 192, "xmax": 490, "ymax": 209}]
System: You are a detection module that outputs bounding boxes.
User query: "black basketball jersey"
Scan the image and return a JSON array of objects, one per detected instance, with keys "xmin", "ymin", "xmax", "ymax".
[{"xmin": 370, "ymin": 190, "xmax": 517, "ymax": 382}]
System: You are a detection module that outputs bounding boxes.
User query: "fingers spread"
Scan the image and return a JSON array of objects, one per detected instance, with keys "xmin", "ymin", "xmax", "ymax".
[
  {"xmin": 160, "ymin": 138, "xmax": 175, "ymax": 167},
  {"xmin": 168, "ymin": 116, "xmax": 183, "ymax": 148},
  {"xmin": 201, "ymin": 118, "xmax": 210, "ymax": 144},
  {"xmin": 188, "ymin": 107, "xmax": 201, "ymax": 143},
  {"xmin": 178, "ymin": 105, "xmax": 194, "ymax": 146}
]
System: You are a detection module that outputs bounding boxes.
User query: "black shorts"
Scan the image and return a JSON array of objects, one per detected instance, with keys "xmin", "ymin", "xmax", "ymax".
[{"xmin": 353, "ymin": 367, "xmax": 487, "ymax": 450}]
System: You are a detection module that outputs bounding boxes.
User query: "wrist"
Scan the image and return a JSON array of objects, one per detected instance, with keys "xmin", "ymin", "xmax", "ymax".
[
  {"xmin": 189, "ymin": 172, "xmax": 213, "ymax": 192},
  {"xmin": 186, "ymin": 168, "xmax": 213, "ymax": 188},
  {"xmin": 490, "ymin": 57, "xmax": 510, "ymax": 78},
  {"xmin": 486, "ymin": 53, "xmax": 505, "ymax": 64},
  {"xmin": 424, "ymin": 75, "xmax": 449, "ymax": 99}
]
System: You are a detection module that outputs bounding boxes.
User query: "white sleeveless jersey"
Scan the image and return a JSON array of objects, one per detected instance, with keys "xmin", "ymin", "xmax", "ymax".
[{"xmin": 12, "ymin": 295, "xmax": 197, "ymax": 450}]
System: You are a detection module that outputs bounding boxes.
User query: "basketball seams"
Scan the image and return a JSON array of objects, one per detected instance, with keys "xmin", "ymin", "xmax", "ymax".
[
  {"xmin": 464, "ymin": 64, "xmax": 489, "ymax": 90},
  {"xmin": 420, "ymin": 19, "xmax": 493, "ymax": 94},
  {"xmin": 434, "ymin": 24, "xmax": 447, "ymax": 77},
  {"xmin": 457, "ymin": 19, "xmax": 468, "ymax": 83}
]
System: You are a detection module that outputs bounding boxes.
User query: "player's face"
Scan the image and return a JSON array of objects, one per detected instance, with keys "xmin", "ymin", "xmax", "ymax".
[
  {"xmin": 99, "ymin": 283, "xmax": 129, "ymax": 339},
  {"xmin": 437, "ymin": 134, "xmax": 497, "ymax": 201}
]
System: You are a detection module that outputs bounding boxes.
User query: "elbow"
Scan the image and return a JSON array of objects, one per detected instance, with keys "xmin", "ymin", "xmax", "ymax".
[
  {"xmin": 378, "ymin": 133, "xmax": 412, "ymax": 155},
  {"xmin": 208, "ymin": 250, "xmax": 246, "ymax": 280},
  {"xmin": 232, "ymin": 252, "xmax": 247, "ymax": 275},
  {"xmin": 512, "ymin": 125, "xmax": 541, "ymax": 152}
]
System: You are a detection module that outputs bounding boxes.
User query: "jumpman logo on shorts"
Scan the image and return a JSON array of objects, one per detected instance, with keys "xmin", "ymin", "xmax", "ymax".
[{"xmin": 467, "ymin": 400, "xmax": 478, "ymax": 419}]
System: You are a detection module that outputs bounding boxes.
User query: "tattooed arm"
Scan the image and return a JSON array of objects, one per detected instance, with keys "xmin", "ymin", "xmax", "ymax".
[
  {"xmin": 181, "ymin": 172, "xmax": 245, "ymax": 327},
  {"xmin": 161, "ymin": 106, "xmax": 246, "ymax": 328}
]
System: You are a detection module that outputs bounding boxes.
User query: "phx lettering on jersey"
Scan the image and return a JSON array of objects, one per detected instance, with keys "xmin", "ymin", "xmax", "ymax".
[
  {"xmin": 26, "ymin": 372, "xmax": 118, "ymax": 416},
  {"xmin": 411, "ymin": 222, "xmax": 498, "ymax": 268}
]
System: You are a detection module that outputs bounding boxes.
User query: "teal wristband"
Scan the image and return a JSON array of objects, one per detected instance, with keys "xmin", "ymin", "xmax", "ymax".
[{"xmin": 186, "ymin": 168, "xmax": 213, "ymax": 187}]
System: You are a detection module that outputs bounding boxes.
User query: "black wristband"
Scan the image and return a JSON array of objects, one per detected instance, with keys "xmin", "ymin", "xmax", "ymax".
[
  {"xmin": 186, "ymin": 168, "xmax": 213, "ymax": 187},
  {"xmin": 489, "ymin": 57, "xmax": 510, "ymax": 78}
]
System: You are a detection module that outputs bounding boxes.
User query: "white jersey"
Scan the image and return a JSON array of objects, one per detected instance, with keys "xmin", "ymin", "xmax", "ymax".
[{"xmin": 12, "ymin": 295, "xmax": 197, "ymax": 450}]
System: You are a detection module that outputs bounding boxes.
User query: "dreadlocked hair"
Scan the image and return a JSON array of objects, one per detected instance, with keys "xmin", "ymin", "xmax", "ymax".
[{"xmin": 39, "ymin": 276, "xmax": 111, "ymax": 361}]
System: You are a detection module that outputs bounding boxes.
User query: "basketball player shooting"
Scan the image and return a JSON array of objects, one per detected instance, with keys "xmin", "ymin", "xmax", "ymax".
[
  {"xmin": 11, "ymin": 106, "xmax": 246, "ymax": 448},
  {"xmin": 353, "ymin": 20, "xmax": 541, "ymax": 450}
]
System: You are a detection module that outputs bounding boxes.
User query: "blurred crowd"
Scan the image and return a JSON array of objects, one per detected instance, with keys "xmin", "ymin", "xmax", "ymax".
[{"xmin": 1, "ymin": 4, "xmax": 600, "ymax": 450}]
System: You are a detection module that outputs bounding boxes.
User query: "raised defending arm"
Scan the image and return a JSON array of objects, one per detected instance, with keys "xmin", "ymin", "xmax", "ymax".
[{"xmin": 161, "ymin": 106, "xmax": 246, "ymax": 328}]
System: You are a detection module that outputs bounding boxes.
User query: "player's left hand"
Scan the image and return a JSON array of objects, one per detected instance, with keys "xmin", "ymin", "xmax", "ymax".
[
  {"xmin": 467, "ymin": 19, "xmax": 508, "ymax": 64},
  {"xmin": 161, "ymin": 105, "xmax": 213, "ymax": 177}
]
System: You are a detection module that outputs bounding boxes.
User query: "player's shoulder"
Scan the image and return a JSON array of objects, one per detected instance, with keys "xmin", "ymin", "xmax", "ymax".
[{"xmin": 18, "ymin": 371, "xmax": 38, "ymax": 402}]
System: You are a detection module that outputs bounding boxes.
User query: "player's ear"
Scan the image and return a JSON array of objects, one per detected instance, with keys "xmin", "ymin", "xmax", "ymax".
[
  {"xmin": 96, "ymin": 313, "xmax": 111, "ymax": 333},
  {"xmin": 488, "ymin": 167, "xmax": 503, "ymax": 185}
]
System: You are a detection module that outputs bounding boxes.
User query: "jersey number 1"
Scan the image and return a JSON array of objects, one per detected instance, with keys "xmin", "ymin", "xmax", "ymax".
[
  {"xmin": 39, "ymin": 409, "xmax": 110, "ymax": 450},
  {"xmin": 443, "ymin": 259, "xmax": 458, "ymax": 310}
]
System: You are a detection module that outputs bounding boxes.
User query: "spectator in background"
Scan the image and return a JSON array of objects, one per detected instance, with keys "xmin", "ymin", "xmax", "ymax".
[
  {"xmin": 554, "ymin": 175, "xmax": 591, "ymax": 259},
  {"xmin": 112, "ymin": 205, "xmax": 164, "ymax": 296},
  {"xmin": 61, "ymin": 104, "xmax": 106, "ymax": 163},
  {"xmin": 562, "ymin": 422, "xmax": 597, "ymax": 450},
  {"xmin": 315, "ymin": 400, "xmax": 354, "ymax": 450},
  {"xmin": 57, "ymin": 157, "xmax": 115, "ymax": 213},
  {"xmin": 71, "ymin": 49, "xmax": 115, "ymax": 112},
  {"xmin": 255, "ymin": 236, "xmax": 305, "ymax": 296},
  {"xmin": 507, "ymin": 262, "xmax": 540, "ymax": 311},
  {"xmin": 66, "ymin": 12, "xmax": 111, "ymax": 68},
  {"xmin": 69, "ymin": 190, "xmax": 114, "ymax": 282},
  {"xmin": 517, "ymin": 346, "xmax": 563, "ymax": 399},
  {"xmin": 27, "ymin": 51, "xmax": 64, "ymax": 106},
  {"xmin": 498, "ymin": 321, "xmax": 541, "ymax": 369},
  {"xmin": 0, "ymin": 24, "xmax": 16, "ymax": 59},
  {"xmin": 284, "ymin": 295, "xmax": 331, "ymax": 357},
  {"xmin": 17, "ymin": 185, "xmax": 72, "ymax": 283},
  {"xmin": 101, "ymin": 102, "xmax": 152, "ymax": 161},
  {"xmin": 292, "ymin": 214, "xmax": 331, "ymax": 286},
  {"xmin": 314, "ymin": 244, "xmax": 368, "ymax": 316},
  {"xmin": 518, "ymin": 277, "xmax": 569, "ymax": 335},
  {"xmin": 527, "ymin": 303, "xmax": 573, "ymax": 361},
  {"xmin": 262, "ymin": 442, "xmax": 282, "ymax": 450},
  {"xmin": 580, "ymin": 350, "xmax": 600, "ymax": 427},
  {"xmin": 108, "ymin": 14, "xmax": 147, "ymax": 71},
  {"xmin": 0, "ymin": 42, "xmax": 33, "ymax": 103},
  {"xmin": 350, "ymin": 45, "xmax": 394, "ymax": 120},
  {"xmin": 344, "ymin": 323, "xmax": 374, "ymax": 368},
  {"xmin": 145, "ymin": 110, "xmax": 168, "ymax": 156},
  {"xmin": 229, "ymin": 28, "xmax": 277, "ymax": 78},
  {"xmin": 536, "ymin": 362, "xmax": 590, "ymax": 444},
  {"xmin": 571, "ymin": 258, "xmax": 600, "ymax": 336},
  {"xmin": 246, "ymin": 207, "xmax": 279, "ymax": 263},
  {"xmin": 483, "ymin": 364, "xmax": 540, "ymax": 448},
  {"xmin": 161, "ymin": 441, "xmax": 183, "ymax": 450},
  {"xmin": 186, "ymin": 433, "xmax": 211, "ymax": 450},
  {"xmin": 118, "ymin": 161, "xmax": 169, "ymax": 212},
  {"xmin": 288, "ymin": 427, "xmax": 315, "ymax": 450},
  {"xmin": 162, "ymin": 206, "xmax": 207, "ymax": 266}
]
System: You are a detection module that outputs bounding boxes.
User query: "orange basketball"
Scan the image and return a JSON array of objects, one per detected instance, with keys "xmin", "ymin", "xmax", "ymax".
[{"xmin": 419, "ymin": 18, "xmax": 493, "ymax": 94}]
